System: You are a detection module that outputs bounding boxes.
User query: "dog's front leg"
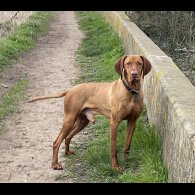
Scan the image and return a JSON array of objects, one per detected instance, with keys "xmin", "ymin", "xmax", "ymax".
[
  {"xmin": 110, "ymin": 117, "xmax": 122, "ymax": 171},
  {"xmin": 124, "ymin": 118, "xmax": 137, "ymax": 157}
]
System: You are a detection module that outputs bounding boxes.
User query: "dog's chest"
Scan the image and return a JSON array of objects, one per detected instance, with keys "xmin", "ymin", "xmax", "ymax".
[{"xmin": 118, "ymin": 98, "xmax": 143, "ymax": 120}]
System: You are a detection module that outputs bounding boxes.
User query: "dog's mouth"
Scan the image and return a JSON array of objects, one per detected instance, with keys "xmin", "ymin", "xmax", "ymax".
[{"xmin": 128, "ymin": 76, "xmax": 140, "ymax": 83}]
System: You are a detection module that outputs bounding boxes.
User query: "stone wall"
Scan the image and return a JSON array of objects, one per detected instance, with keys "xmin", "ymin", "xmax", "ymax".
[{"xmin": 100, "ymin": 11, "xmax": 195, "ymax": 182}]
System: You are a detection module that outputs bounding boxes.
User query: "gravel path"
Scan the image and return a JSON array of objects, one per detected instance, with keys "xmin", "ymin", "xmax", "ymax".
[{"xmin": 0, "ymin": 11, "xmax": 84, "ymax": 183}]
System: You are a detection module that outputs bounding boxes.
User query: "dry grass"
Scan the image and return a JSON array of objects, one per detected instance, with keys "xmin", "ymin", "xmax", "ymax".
[{"xmin": 0, "ymin": 11, "xmax": 33, "ymax": 38}]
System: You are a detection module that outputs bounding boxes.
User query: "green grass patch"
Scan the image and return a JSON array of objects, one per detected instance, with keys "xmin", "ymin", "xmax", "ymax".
[
  {"xmin": 0, "ymin": 11, "xmax": 52, "ymax": 68},
  {"xmin": 77, "ymin": 111, "xmax": 167, "ymax": 183},
  {"xmin": 73, "ymin": 11, "xmax": 123, "ymax": 84},
  {"xmin": 65, "ymin": 11, "xmax": 168, "ymax": 183},
  {"xmin": 0, "ymin": 78, "xmax": 27, "ymax": 123}
]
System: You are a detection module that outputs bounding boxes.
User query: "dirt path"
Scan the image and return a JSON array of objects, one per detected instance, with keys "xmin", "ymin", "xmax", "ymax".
[{"xmin": 0, "ymin": 11, "xmax": 84, "ymax": 183}]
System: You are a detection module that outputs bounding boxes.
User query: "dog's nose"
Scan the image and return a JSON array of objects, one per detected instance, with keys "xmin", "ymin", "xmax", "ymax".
[{"xmin": 131, "ymin": 71, "xmax": 138, "ymax": 77}]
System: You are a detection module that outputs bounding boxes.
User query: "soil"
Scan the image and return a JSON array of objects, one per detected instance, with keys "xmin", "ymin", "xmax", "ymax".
[{"xmin": 0, "ymin": 11, "xmax": 87, "ymax": 183}]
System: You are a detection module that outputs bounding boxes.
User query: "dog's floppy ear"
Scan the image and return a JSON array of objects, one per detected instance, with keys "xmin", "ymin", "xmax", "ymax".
[
  {"xmin": 114, "ymin": 55, "xmax": 128, "ymax": 75},
  {"xmin": 140, "ymin": 56, "xmax": 152, "ymax": 77}
]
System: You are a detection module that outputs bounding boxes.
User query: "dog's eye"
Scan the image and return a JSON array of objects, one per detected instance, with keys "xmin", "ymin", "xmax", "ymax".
[{"xmin": 138, "ymin": 62, "xmax": 142, "ymax": 66}]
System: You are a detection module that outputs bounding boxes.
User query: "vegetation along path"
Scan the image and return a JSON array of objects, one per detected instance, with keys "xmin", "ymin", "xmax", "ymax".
[{"xmin": 0, "ymin": 11, "xmax": 84, "ymax": 182}]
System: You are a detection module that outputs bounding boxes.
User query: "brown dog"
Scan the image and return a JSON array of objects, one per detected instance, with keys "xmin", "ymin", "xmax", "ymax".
[{"xmin": 29, "ymin": 55, "xmax": 151, "ymax": 171}]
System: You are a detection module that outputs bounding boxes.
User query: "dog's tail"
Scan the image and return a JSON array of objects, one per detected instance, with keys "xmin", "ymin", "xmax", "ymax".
[{"xmin": 28, "ymin": 89, "xmax": 70, "ymax": 103}]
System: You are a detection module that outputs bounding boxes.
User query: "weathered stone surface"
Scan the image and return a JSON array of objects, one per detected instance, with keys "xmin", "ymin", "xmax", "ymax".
[{"xmin": 100, "ymin": 11, "xmax": 195, "ymax": 183}]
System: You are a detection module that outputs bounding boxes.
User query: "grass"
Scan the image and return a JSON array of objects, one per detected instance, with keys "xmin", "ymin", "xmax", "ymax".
[
  {"xmin": 73, "ymin": 12, "xmax": 122, "ymax": 84},
  {"xmin": 81, "ymin": 113, "xmax": 167, "ymax": 183},
  {"xmin": 0, "ymin": 78, "xmax": 27, "ymax": 122},
  {"xmin": 65, "ymin": 11, "xmax": 168, "ymax": 183},
  {"xmin": 0, "ymin": 11, "xmax": 52, "ymax": 68},
  {"xmin": 0, "ymin": 12, "xmax": 52, "ymax": 130}
]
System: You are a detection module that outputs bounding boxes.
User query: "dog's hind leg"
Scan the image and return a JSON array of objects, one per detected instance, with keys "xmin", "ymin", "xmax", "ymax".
[
  {"xmin": 65, "ymin": 115, "xmax": 89, "ymax": 155},
  {"xmin": 52, "ymin": 116, "xmax": 77, "ymax": 170}
]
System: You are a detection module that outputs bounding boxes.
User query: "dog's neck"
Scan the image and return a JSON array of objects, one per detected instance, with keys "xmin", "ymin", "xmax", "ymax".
[{"xmin": 121, "ymin": 79, "xmax": 139, "ymax": 94}]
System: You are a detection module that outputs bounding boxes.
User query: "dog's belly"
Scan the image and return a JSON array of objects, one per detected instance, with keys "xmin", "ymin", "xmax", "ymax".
[
  {"xmin": 82, "ymin": 96, "xmax": 111, "ymax": 119},
  {"xmin": 82, "ymin": 107, "xmax": 111, "ymax": 120}
]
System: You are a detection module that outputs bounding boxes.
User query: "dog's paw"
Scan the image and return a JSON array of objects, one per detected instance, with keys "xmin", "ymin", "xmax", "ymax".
[
  {"xmin": 112, "ymin": 165, "xmax": 123, "ymax": 171},
  {"xmin": 52, "ymin": 162, "xmax": 63, "ymax": 170},
  {"xmin": 65, "ymin": 150, "xmax": 76, "ymax": 155}
]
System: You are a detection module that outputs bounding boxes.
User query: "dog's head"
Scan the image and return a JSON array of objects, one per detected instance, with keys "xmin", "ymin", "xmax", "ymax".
[{"xmin": 114, "ymin": 55, "xmax": 151, "ymax": 83}]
